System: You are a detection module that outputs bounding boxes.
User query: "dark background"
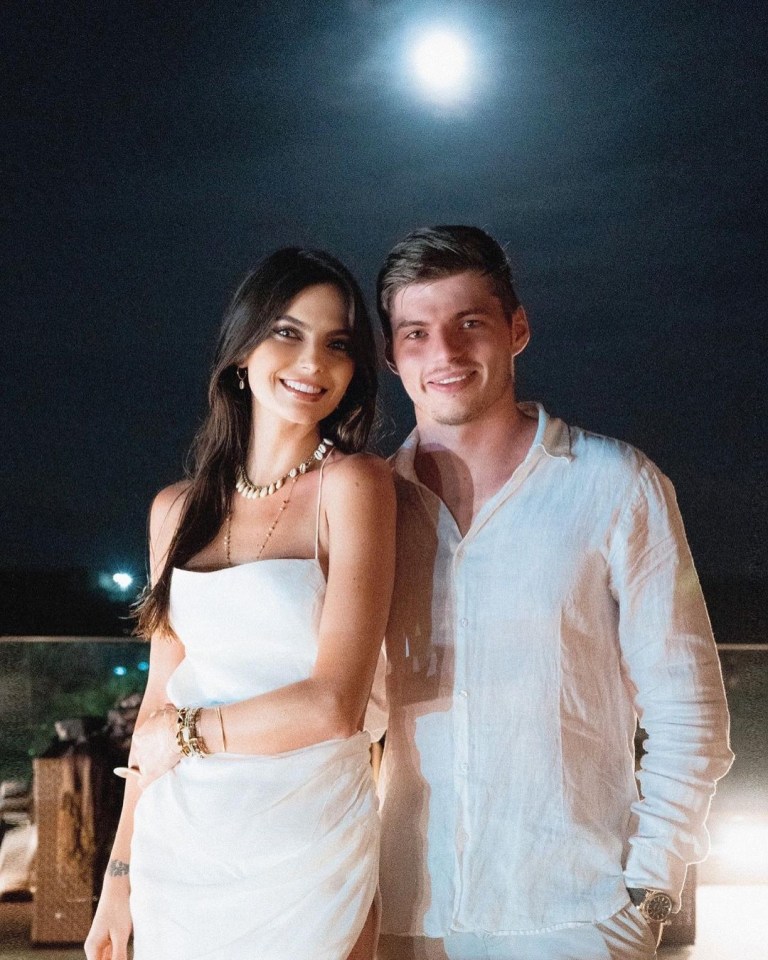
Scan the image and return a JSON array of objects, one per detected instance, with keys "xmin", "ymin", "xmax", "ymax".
[{"xmin": 2, "ymin": 0, "xmax": 766, "ymax": 631}]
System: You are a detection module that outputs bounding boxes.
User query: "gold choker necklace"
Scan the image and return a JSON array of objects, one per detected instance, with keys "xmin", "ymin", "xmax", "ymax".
[{"xmin": 235, "ymin": 438, "xmax": 334, "ymax": 500}]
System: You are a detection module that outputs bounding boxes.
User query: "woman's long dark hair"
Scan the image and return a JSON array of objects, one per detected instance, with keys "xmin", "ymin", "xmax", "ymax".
[{"xmin": 136, "ymin": 248, "xmax": 378, "ymax": 640}]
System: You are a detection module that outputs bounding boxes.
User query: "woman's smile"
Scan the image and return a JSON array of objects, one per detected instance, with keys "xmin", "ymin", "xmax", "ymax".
[{"xmin": 280, "ymin": 377, "xmax": 328, "ymax": 400}]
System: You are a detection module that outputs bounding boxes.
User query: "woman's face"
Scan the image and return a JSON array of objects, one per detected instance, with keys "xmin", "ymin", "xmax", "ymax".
[{"xmin": 243, "ymin": 283, "xmax": 356, "ymax": 429}]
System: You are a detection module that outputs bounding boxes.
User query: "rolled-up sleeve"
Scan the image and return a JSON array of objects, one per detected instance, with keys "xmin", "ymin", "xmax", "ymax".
[{"xmin": 609, "ymin": 461, "xmax": 734, "ymax": 906}]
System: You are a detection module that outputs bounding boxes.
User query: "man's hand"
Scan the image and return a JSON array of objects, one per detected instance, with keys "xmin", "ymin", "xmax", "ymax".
[{"xmin": 131, "ymin": 705, "xmax": 180, "ymax": 788}]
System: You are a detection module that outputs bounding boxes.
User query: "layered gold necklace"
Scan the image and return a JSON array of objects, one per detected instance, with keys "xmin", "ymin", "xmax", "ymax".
[
  {"xmin": 234, "ymin": 438, "xmax": 333, "ymax": 499},
  {"xmin": 224, "ymin": 438, "xmax": 334, "ymax": 566}
]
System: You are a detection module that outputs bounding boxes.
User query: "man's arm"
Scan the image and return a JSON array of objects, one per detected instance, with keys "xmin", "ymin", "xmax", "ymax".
[{"xmin": 609, "ymin": 459, "xmax": 734, "ymax": 907}]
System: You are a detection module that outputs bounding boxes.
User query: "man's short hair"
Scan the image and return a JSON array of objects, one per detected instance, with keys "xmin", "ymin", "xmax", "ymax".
[{"xmin": 376, "ymin": 225, "xmax": 520, "ymax": 343}]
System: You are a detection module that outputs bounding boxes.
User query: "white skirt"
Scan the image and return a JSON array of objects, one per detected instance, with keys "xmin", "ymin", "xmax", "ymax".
[{"xmin": 130, "ymin": 732, "xmax": 378, "ymax": 960}]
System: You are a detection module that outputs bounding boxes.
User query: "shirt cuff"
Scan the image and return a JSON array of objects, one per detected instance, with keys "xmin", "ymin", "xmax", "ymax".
[{"xmin": 624, "ymin": 845, "xmax": 688, "ymax": 911}]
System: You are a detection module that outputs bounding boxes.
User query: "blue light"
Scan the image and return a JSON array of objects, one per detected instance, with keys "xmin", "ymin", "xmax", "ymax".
[
  {"xmin": 113, "ymin": 665, "xmax": 128, "ymax": 676},
  {"xmin": 137, "ymin": 661, "xmax": 149, "ymax": 672}
]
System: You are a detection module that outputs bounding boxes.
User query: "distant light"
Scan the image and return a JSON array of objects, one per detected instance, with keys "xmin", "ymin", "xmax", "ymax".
[
  {"xmin": 113, "ymin": 666, "xmax": 128, "ymax": 677},
  {"xmin": 137, "ymin": 661, "xmax": 149, "ymax": 672},
  {"xmin": 112, "ymin": 572, "xmax": 133, "ymax": 590},
  {"xmin": 410, "ymin": 29, "xmax": 470, "ymax": 100},
  {"xmin": 712, "ymin": 819, "xmax": 768, "ymax": 872}
]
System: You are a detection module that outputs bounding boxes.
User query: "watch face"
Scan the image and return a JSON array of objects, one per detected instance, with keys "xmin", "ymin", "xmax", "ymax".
[{"xmin": 643, "ymin": 892, "xmax": 673, "ymax": 922}]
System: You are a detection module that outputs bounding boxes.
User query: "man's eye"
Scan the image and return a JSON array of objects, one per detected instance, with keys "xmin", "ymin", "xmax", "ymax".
[
  {"xmin": 462, "ymin": 318, "xmax": 481, "ymax": 328},
  {"xmin": 404, "ymin": 330, "xmax": 425, "ymax": 340}
]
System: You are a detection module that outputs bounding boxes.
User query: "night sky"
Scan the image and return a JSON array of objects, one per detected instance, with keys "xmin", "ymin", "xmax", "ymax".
[{"xmin": 2, "ymin": 0, "xmax": 766, "ymax": 588}]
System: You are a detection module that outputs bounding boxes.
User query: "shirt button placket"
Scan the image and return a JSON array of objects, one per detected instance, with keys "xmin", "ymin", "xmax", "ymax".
[{"xmin": 453, "ymin": 549, "xmax": 472, "ymax": 926}]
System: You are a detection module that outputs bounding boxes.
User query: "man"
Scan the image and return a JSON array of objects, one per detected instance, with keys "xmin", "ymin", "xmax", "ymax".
[{"xmin": 374, "ymin": 226, "xmax": 733, "ymax": 960}]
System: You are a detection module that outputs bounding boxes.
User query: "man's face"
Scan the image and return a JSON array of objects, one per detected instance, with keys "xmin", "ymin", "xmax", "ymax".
[{"xmin": 388, "ymin": 271, "xmax": 529, "ymax": 428}]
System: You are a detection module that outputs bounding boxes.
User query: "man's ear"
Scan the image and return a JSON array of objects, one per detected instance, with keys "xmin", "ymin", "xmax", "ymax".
[
  {"xmin": 510, "ymin": 306, "xmax": 530, "ymax": 358},
  {"xmin": 384, "ymin": 340, "xmax": 399, "ymax": 376}
]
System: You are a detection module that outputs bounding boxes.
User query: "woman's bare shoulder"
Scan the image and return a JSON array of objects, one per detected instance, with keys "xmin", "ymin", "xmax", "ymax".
[
  {"xmin": 149, "ymin": 480, "xmax": 191, "ymax": 554},
  {"xmin": 151, "ymin": 480, "xmax": 191, "ymax": 522},
  {"xmin": 322, "ymin": 452, "xmax": 394, "ymax": 496},
  {"xmin": 321, "ymin": 454, "xmax": 395, "ymax": 538}
]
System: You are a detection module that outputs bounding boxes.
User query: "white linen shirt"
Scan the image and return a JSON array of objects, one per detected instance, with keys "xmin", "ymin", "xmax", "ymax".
[{"xmin": 377, "ymin": 404, "xmax": 733, "ymax": 936}]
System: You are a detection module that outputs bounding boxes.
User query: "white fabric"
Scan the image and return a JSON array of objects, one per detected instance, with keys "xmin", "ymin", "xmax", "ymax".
[
  {"xmin": 130, "ymin": 559, "xmax": 379, "ymax": 960},
  {"xmin": 0, "ymin": 822, "xmax": 36, "ymax": 897},
  {"xmin": 377, "ymin": 403, "xmax": 733, "ymax": 937},
  {"xmin": 378, "ymin": 902, "xmax": 657, "ymax": 959}
]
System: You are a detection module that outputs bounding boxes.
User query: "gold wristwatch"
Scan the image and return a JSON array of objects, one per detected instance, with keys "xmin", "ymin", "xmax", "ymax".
[{"xmin": 628, "ymin": 887, "xmax": 674, "ymax": 923}]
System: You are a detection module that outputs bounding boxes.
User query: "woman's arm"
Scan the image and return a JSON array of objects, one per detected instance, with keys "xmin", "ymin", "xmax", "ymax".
[
  {"xmin": 133, "ymin": 454, "xmax": 396, "ymax": 764},
  {"xmin": 84, "ymin": 484, "xmax": 187, "ymax": 960},
  {"xmin": 211, "ymin": 453, "xmax": 396, "ymax": 753}
]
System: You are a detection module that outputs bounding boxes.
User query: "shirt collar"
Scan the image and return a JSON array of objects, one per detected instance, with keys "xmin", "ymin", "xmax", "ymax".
[
  {"xmin": 520, "ymin": 402, "xmax": 573, "ymax": 462},
  {"xmin": 391, "ymin": 402, "xmax": 573, "ymax": 482}
]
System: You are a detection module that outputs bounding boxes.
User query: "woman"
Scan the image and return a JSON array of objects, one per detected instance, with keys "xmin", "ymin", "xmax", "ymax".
[{"xmin": 85, "ymin": 248, "xmax": 396, "ymax": 960}]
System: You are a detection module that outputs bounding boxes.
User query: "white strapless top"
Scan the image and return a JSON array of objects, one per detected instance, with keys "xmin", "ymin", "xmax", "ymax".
[{"xmin": 166, "ymin": 558, "xmax": 326, "ymax": 708}]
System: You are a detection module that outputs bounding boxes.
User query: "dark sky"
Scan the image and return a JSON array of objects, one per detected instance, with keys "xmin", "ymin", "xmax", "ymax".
[{"xmin": 2, "ymin": 0, "xmax": 766, "ymax": 585}]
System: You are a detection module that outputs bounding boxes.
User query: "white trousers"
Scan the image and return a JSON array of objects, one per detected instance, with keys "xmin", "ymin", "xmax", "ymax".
[{"xmin": 377, "ymin": 903, "xmax": 657, "ymax": 960}]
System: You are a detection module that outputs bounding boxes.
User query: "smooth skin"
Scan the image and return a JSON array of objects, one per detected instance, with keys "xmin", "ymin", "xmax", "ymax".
[{"xmin": 85, "ymin": 283, "xmax": 396, "ymax": 960}]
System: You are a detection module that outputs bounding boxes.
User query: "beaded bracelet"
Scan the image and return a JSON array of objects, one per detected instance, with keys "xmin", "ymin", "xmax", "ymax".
[{"xmin": 175, "ymin": 706, "xmax": 209, "ymax": 758}]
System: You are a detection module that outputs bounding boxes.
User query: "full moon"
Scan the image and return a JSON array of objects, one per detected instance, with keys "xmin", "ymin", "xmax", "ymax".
[{"xmin": 411, "ymin": 29, "xmax": 470, "ymax": 99}]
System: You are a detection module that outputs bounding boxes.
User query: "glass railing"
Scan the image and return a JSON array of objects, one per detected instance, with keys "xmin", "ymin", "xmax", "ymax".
[
  {"xmin": 0, "ymin": 638, "xmax": 765, "ymax": 955},
  {"xmin": 0, "ymin": 638, "xmax": 149, "ymax": 785},
  {"xmin": 1, "ymin": 636, "xmax": 148, "ymax": 955}
]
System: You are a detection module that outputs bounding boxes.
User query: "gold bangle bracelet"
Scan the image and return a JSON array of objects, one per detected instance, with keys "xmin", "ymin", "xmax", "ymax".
[
  {"xmin": 215, "ymin": 706, "xmax": 227, "ymax": 753},
  {"xmin": 175, "ymin": 706, "xmax": 209, "ymax": 758}
]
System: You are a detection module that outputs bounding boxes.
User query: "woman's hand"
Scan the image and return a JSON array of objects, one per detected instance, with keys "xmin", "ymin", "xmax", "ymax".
[
  {"xmin": 131, "ymin": 704, "xmax": 180, "ymax": 788},
  {"xmin": 84, "ymin": 872, "xmax": 132, "ymax": 960}
]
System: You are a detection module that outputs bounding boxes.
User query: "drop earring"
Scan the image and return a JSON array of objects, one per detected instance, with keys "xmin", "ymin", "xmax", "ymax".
[{"xmin": 237, "ymin": 368, "xmax": 247, "ymax": 391}]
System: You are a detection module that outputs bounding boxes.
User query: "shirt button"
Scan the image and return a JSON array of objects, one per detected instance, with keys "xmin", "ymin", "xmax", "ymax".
[
  {"xmin": 460, "ymin": 762, "xmax": 469, "ymax": 773},
  {"xmin": 458, "ymin": 689, "xmax": 468, "ymax": 698},
  {"xmin": 459, "ymin": 617, "xmax": 469, "ymax": 627}
]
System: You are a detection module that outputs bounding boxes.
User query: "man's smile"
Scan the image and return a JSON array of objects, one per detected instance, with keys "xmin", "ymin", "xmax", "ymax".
[{"xmin": 426, "ymin": 370, "xmax": 476, "ymax": 390}]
